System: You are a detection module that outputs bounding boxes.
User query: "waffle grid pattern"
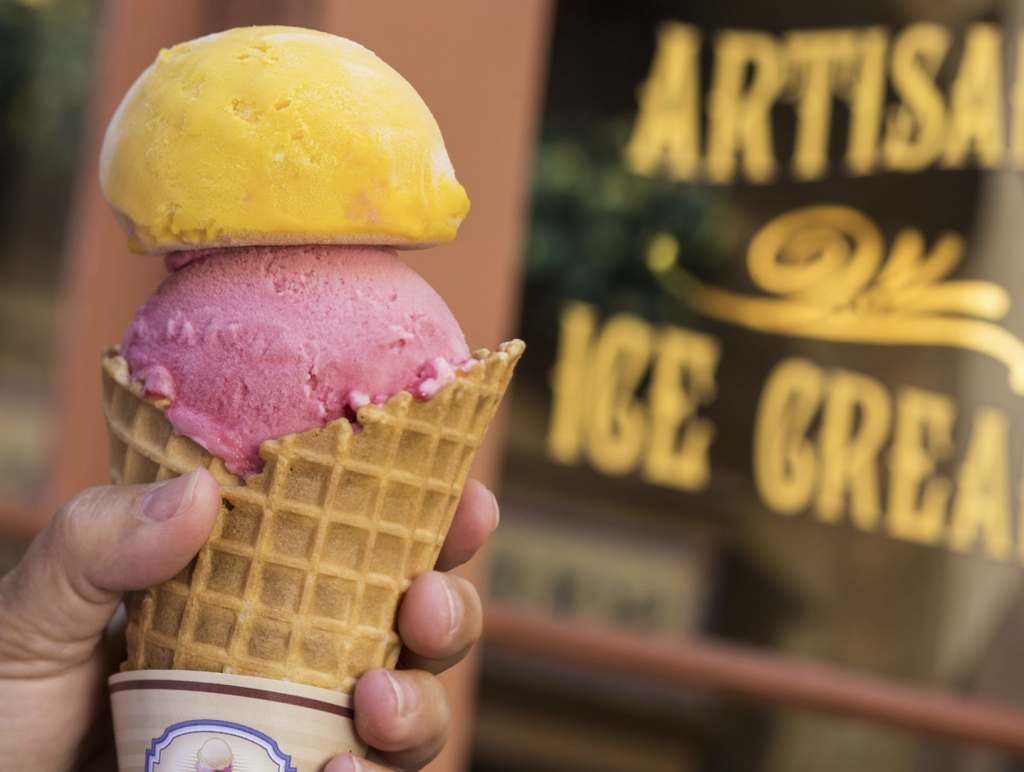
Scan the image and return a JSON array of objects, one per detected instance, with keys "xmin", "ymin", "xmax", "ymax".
[{"xmin": 102, "ymin": 340, "xmax": 523, "ymax": 692}]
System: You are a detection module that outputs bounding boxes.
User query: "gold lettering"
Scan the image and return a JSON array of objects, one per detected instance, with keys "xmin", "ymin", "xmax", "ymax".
[
  {"xmin": 786, "ymin": 30, "xmax": 859, "ymax": 181},
  {"xmin": 547, "ymin": 302, "xmax": 597, "ymax": 465},
  {"xmin": 642, "ymin": 326, "xmax": 720, "ymax": 491},
  {"xmin": 547, "ymin": 305, "xmax": 723, "ymax": 490},
  {"xmin": 882, "ymin": 23, "xmax": 950, "ymax": 172},
  {"xmin": 625, "ymin": 22, "xmax": 1023, "ymax": 181},
  {"xmin": 1018, "ymin": 453, "xmax": 1024, "ymax": 563},
  {"xmin": 754, "ymin": 357, "xmax": 823, "ymax": 515},
  {"xmin": 942, "ymin": 24, "xmax": 1005, "ymax": 169},
  {"xmin": 584, "ymin": 313, "xmax": 652, "ymax": 476},
  {"xmin": 948, "ymin": 408, "xmax": 1013, "ymax": 560},
  {"xmin": 816, "ymin": 369, "xmax": 891, "ymax": 531},
  {"xmin": 887, "ymin": 387, "xmax": 955, "ymax": 545},
  {"xmin": 843, "ymin": 27, "xmax": 888, "ymax": 176},
  {"xmin": 624, "ymin": 23, "xmax": 703, "ymax": 181},
  {"xmin": 706, "ymin": 30, "xmax": 785, "ymax": 184},
  {"xmin": 1011, "ymin": 30, "xmax": 1024, "ymax": 168}
]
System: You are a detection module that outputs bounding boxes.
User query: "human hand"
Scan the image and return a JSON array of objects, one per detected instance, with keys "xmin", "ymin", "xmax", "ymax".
[
  {"xmin": 0, "ymin": 469, "xmax": 498, "ymax": 772},
  {"xmin": 327, "ymin": 478, "xmax": 496, "ymax": 772}
]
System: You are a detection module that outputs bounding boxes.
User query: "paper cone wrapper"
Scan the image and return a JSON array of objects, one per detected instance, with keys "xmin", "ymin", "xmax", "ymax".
[
  {"xmin": 101, "ymin": 340, "xmax": 523, "ymax": 694},
  {"xmin": 109, "ymin": 669, "xmax": 366, "ymax": 772}
]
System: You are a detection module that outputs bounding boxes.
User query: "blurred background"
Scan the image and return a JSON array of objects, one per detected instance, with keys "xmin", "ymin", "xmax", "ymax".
[{"xmin": 4, "ymin": 1, "xmax": 1024, "ymax": 770}]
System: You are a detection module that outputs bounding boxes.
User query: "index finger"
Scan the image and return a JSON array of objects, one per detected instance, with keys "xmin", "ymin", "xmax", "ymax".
[{"xmin": 434, "ymin": 479, "xmax": 498, "ymax": 571}]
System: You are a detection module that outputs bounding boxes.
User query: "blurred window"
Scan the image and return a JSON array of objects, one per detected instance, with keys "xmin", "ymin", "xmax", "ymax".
[{"xmin": 0, "ymin": 0, "xmax": 99, "ymax": 496}]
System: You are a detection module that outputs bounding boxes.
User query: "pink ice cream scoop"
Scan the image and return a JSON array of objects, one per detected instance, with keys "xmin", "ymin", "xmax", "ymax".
[{"xmin": 121, "ymin": 244, "xmax": 472, "ymax": 477}]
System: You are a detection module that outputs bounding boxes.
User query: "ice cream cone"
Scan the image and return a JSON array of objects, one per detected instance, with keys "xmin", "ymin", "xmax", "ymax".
[{"xmin": 102, "ymin": 339, "xmax": 523, "ymax": 693}]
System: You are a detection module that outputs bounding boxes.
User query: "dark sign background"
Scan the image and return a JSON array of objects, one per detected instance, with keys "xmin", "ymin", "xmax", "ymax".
[{"xmin": 495, "ymin": 1, "xmax": 1024, "ymax": 767}]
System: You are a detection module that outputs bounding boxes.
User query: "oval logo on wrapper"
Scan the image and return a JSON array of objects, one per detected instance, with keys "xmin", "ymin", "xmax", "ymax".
[{"xmin": 146, "ymin": 720, "xmax": 296, "ymax": 772}]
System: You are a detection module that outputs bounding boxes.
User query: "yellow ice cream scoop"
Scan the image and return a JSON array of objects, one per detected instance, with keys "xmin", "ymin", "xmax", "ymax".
[{"xmin": 100, "ymin": 26, "xmax": 470, "ymax": 254}]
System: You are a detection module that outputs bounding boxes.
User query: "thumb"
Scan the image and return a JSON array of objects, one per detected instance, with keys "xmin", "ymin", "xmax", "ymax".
[{"xmin": 0, "ymin": 468, "xmax": 220, "ymax": 675}]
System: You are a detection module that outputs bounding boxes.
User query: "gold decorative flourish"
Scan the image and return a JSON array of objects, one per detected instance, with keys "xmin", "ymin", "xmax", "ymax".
[{"xmin": 648, "ymin": 204, "xmax": 1024, "ymax": 395}]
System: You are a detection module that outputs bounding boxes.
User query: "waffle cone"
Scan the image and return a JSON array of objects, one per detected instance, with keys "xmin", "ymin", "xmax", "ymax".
[{"xmin": 101, "ymin": 340, "xmax": 523, "ymax": 693}]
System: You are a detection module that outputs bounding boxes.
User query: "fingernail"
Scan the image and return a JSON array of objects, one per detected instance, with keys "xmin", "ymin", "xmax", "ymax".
[
  {"xmin": 142, "ymin": 469, "xmax": 201, "ymax": 522},
  {"xmin": 490, "ymin": 490, "xmax": 500, "ymax": 530},
  {"xmin": 384, "ymin": 670, "xmax": 418, "ymax": 718},
  {"xmin": 443, "ymin": 575, "xmax": 464, "ymax": 638}
]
